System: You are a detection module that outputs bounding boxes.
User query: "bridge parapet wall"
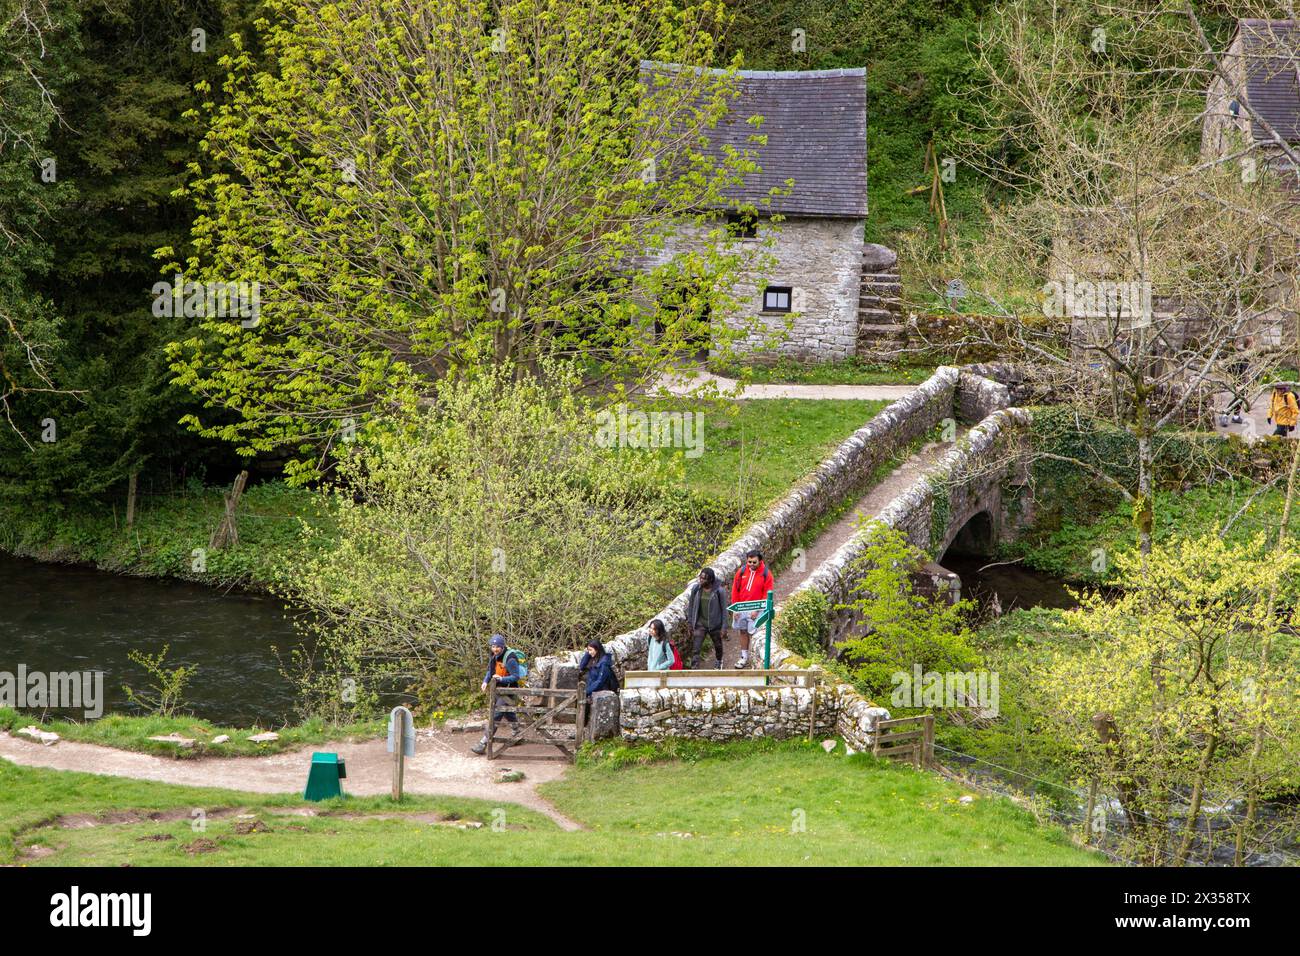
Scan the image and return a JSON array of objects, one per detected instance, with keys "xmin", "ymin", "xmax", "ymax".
[
  {"xmin": 532, "ymin": 367, "xmax": 1026, "ymax": 752},
  {"xmin": 776, "ymin": 405, "xmax": 1032, "ymax": 651},
  {"xmin": 532, "ymin": 366, "xmax": 963, "ymax": 689}
]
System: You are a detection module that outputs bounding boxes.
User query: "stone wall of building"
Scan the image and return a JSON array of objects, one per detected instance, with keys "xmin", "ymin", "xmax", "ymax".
[
  {"xmin": 645, "ymin": 216, "xmax": 866, "ymax": 361},
  {"xmin": 730, "ymin": 217, "xmax": 865, "ymax": 361}
]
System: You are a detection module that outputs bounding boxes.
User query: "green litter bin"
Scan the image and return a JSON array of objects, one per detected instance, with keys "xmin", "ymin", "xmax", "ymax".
[{"xmin": 303, "ymin": 752, "xmax": 347, "ymax": 801}]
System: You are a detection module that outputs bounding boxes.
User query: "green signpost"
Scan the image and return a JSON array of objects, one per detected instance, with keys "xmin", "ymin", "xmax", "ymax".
[{"xmin": 728, "ymin": 591, "xmax": 776, "ymax": 672}]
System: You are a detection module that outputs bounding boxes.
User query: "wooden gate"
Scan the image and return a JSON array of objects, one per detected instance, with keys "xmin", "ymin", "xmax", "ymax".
[
  {"xmin": 872, "ymin": 714, "xmax": 935, "ymax": 769},
  {"xmin": 486, "ymin": 680, "xmax": 585, "ymax": 762}
]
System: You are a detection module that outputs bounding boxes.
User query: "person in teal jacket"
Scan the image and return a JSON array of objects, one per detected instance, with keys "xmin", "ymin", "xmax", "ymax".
[{"xmin": 646, "ymin": 619, "xmax": 675, "ymax": 671}]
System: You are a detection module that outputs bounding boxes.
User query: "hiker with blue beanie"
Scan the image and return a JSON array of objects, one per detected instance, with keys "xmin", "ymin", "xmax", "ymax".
[{"xmin": 472, "ymin": 633, "xmax": 524, "ymax": 755}]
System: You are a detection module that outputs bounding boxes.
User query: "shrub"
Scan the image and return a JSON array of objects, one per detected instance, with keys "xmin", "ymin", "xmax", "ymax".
[
  {"xmin": 837, "ymin": 521, "xmax": 980, "ymax": 699},
  {"xmin": 777, "ymin": 589, "xmax": 831, "ymax": 658},
  {"xmin": 278, "ymin": 363, "xmax": 689, "ymax": 718}
]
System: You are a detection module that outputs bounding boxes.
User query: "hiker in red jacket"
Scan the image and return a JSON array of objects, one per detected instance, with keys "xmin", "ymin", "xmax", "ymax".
[{"xmin": 730, "ymin": 550, "xmax": 774, "ymax": 669}]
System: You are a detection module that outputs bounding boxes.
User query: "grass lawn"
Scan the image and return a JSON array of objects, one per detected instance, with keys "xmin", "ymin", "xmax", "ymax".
[
  {"xmin": 5, "ymin": 739, "xmax": 1104, "ymax": 866},
  {"xmin": 679, "ymin": 399, "xmax": 889, "ymax": 521},
  {"xmin": 710, "ymin": 358, "xmax": 937, "ymax": 387},
  {"xmin": 0, "ymin": 709, "xmax": 385, "ymax": 759}
]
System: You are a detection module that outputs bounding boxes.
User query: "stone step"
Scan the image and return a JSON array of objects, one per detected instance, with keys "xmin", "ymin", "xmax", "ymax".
[
  {"xmin": 858, "ymin": 294, "xmax": 902, "ymax": 309},
  {"xmin": 857, "ymin": 308, "xmax": 900, "ymax": 322},
  {"xmin": 860, "ymin": 271, "xmax": 901, "ymax": 281},
  {"xmin": 857, "ymin": 327, "xmax": 909, "ymax": 344},
  {"xmin": 860, "ymin": 279, "xmax": 902, "ymax": 292}
]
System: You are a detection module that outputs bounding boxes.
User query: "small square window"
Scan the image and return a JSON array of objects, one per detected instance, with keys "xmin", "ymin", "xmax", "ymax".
[
  {"xmin": 763, "ymin": 286, "xmax": 792, "ymax": 313},
  {"xmin": 726, "ymin": 212, "xmax": 759, "ymax": 239}
]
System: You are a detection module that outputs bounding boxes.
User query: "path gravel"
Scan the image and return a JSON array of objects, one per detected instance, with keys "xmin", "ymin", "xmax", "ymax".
[
  {"xmin": 0, "ymin": 728, "xmax": 584, "ymax": 830},
  {"xmin": 777, "ymin": 435, "xmax": 959, "ymax": 598},
  {"xmin": 654, "ymin": 367, "xmax": 918, "ymax": 402}
]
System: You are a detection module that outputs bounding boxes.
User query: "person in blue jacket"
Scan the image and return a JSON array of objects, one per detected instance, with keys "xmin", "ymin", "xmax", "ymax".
[
  {"xmin": 472, "ymin": 633, "xmax": 522, "ymax": 755},
  {"xmin": 577, "ymin": 639, "xmax": 619, "ymax": 696}
]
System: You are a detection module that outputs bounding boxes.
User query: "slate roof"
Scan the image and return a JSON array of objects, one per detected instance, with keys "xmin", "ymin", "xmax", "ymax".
[
  {"xmin": 643, "ymin": 63, "xmax": 868, "ymax": 218},
  {"xmin": 1237, "ymin": 20, "xmax": 1300, "ymax": 144}
]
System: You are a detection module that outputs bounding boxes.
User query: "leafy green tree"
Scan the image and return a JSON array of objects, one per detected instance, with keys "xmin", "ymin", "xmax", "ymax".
[
  {"xmin": 837, "ymin": 519, "xmax": 979, "ymax": 698},
  {"xmin": 280, "ymin": 362, "xmax": 688, "ymax": 716},
  {"xmin": 170, "ymin": 0, "xmax": 773, "ymax": 480},
  {"xmin": 1028, "ymin": 532, "xmax": 1300, "ymax": 865}
]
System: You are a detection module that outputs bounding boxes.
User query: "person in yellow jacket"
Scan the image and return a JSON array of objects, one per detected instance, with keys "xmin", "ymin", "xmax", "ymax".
[{"xmin": 1267, "ymin": 384, "xmax": 1299, "ymax": 436}]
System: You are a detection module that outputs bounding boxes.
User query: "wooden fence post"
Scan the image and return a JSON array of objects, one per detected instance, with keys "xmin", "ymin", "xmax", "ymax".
[
  {"xmin": 209, "ymin": 469, "xmax": 249, "ymax": 551},
  {"xmin": 1084, "ymin": 779, "xmax": 1099, "ymax": 845},
  {"xmin": 486, "ymin": 678, "xmax": 497, "ymax": 760},
  {"xmin": 808, "ymin": 678, "xmax": 817, "ymax": 741}
]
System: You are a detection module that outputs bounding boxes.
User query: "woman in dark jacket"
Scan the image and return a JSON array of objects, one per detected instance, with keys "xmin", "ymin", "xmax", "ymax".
[{"xmin": 577, "ymin": 639, "xmax": 619, "ymax": 697}]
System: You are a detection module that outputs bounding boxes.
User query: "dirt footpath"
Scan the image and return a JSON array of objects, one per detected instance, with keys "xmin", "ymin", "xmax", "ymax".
[
  {"xmin": 0, "ymin": 728, "xmax": 583, "ymax": 830},
  {"xmin": 655, "ymin": 367, "xmax": 918, "ymax": 402}
]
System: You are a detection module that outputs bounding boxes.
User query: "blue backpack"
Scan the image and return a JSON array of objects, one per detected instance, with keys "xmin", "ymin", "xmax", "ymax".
[{"xmin": 506, "ymin": 648, "xmax": 529, "ymax": 680}]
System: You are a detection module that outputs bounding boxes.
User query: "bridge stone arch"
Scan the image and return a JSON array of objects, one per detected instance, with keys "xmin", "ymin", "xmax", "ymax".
[{"xmin": 941, "ymin": 508, "xmax": 997, "ymax": 560}]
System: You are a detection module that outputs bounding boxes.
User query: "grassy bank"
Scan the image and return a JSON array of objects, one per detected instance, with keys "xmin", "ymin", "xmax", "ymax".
[
  {"xmin": 2, "ymin": 399, "xmax": 890, "ymax": 593},
  {"xmin": 5, "ymin": 738, "xmax": 1104, "ymax": 866},
  {"xmin": 681, "ymin": 399, "xmax": 888, "ymax": 524},
  {"xmin": 0, "ymin": 480, "xmax": 326, "ymax": 590}
]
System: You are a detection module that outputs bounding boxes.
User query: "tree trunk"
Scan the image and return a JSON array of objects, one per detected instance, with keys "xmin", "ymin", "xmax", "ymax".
[
  {"xmin": 1174, "ymin": 728, "xmax": 1218, "ymax": 866},
  {"xmin": 125, "ymin": 470, "xmax": 138, "ymax": 527}
]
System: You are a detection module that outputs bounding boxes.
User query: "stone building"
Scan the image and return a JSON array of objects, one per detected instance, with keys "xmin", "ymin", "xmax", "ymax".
[
  {"xmin": 641, "ymin": 65, "xmax": 903, "ymax": 362},
  {"xmin": 1200, "ymin": 19, "xmax": 1300, "ymax": 347},
  {"xmin": 1201, "ymin": 18, "xmax": 1300, "ymax": 180}
]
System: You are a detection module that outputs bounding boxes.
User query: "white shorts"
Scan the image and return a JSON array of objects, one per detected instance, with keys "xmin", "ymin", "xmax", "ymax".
[{"xmin": 732, "ymin": 610, "xmax": 759, "ymax": 633}]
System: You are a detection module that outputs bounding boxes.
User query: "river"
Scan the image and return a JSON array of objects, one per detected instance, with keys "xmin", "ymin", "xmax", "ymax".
[
  {"xmin": 940, "ymin": 553, "xmax": 1082, "ymax": 615},
  {"xmin": 0, "ymin": 553, "xmax": 303, "ymax": 726}
]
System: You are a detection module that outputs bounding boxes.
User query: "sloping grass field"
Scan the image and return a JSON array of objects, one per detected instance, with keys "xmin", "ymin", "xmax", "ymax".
[{"xmin": 5, "ymin": 740, "xmax": 1104, "ymax": 866}]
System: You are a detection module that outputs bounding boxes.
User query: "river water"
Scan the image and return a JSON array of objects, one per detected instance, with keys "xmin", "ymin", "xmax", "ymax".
[
  {"xmin": 940, "ymin": 553, "xmax": 1082, "ymax": 615},
  {"xmin": 0, "ymin": 553, "xmax": 303, "ymax": 726}
]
